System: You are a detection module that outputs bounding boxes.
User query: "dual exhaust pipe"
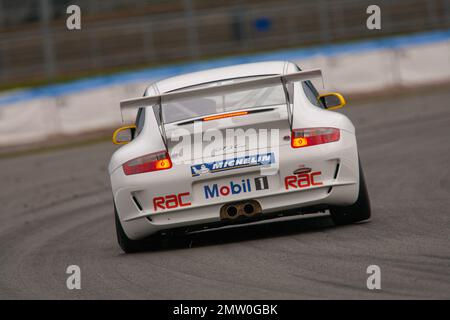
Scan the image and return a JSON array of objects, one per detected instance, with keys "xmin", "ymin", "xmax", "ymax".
[{"xmin": 220, "ymin": 200, "xmax": 262, "ymax": 220}]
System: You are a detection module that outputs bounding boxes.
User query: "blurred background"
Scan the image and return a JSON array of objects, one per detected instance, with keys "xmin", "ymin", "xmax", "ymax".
[
  {"xmin": 1, "ymin": 0, "xmax": 449, "ymax": 86},
  {"xmin": 0, "ymin": 0, "xmax": 449, "ymax": 149}
]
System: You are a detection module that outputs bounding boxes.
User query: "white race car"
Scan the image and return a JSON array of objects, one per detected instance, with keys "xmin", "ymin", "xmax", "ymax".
[{"xmin": 109, "ymin": 61, "xmax": 371, "ymax": 253}]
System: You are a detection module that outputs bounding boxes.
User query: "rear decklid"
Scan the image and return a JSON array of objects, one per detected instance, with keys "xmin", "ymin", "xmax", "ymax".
[
  {"xmin": 119, "ymin": 69, "xmax": 322, "ymax": 174},
  {"xmin": 162, "ymin": 78, "xmax": 292, "ymax": 164}
]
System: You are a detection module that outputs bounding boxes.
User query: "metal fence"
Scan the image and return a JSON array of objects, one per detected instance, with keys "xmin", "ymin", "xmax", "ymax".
[{"xmin": 0, "ymin": 0, "xmax": 449, "ymax": 86}]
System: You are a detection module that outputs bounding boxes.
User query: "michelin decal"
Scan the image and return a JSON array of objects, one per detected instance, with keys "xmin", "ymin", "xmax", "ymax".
[{"xmin": 191, "ymin": 153, "xmax": 275, "ymax": 177}]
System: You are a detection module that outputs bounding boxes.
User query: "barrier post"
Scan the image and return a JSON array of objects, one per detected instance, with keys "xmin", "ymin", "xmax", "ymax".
[
  {"xmin": 40, "ymin": 0, "xmax": 57, "ymax": 79},
  {"xmin": 183, "ymin": 0, "xmax": 200, "ymax": 59}
]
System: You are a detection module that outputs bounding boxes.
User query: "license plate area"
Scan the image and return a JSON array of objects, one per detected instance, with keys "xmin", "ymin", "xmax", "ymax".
[{"xmin": 193, "ymin": 173, "xmax": 279, "ymax": 204}]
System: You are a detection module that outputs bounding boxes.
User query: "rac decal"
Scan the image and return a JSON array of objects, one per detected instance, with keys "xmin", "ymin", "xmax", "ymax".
[
  {"xmin": 285, "ymin": 171, "xmax": 323, "ymax": 190},
  {"xmin": 153, "ymin": 192, "xmax": 191, "ymax": 211}
]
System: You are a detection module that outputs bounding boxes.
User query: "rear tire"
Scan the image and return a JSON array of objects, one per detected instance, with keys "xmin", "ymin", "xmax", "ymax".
[
  {"xmin": 115, "ymin": 204, "xmax": 158, "ymax": 253},
  {"xmin": 330, "ymin": 159, "xmax": 371, "ymax": 225}
]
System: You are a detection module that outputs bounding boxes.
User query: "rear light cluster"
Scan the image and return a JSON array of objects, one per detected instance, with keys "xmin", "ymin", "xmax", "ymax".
[
  {"xmin": 291, "ymin": 127, "xmax": 340, "ymax": 148},
  {"xmin": 123, "ymin": 151, "xmax": 172, "ymax": 175}
]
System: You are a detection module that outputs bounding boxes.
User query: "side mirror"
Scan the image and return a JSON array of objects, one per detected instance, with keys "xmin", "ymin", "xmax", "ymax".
[
  {"xmin": 318, "ymin": 92, "xmax": 346, "ymax": 110},
  {"xmin": 112, "ymin": 125, "xmax": 136, "ymax": 145}
]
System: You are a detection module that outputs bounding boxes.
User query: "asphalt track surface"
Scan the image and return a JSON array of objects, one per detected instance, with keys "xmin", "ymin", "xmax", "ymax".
[{"xmin": 0, "ymin": 86, "xmax": 449, "ymax": 299}]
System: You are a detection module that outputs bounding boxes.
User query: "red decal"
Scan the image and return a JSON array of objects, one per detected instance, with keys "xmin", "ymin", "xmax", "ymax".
[
  {"xmin": 220, "ymin": 186, "xmax": 230, "ymax": 196},
  {"xmin": 311, "ymin": 171, "xmax": 323, "ymax": 186},
  {"xmin": 284, "ymin": 176, "xmax": 297, "ymax": 189},
  {"xmin": 165, "ymin": 194, "xmax": 178, "ymax": 209},
  {"xmin": 297, "ymin": 173, "xmax": 311, "ymax": 188},
  {"xmin": 153, "ymin": 197, "xmax": 165, "ymax": 211},
  {"xmin": 153, "ymin": 192, "xmax": 192, "ymax": 211},
  {"xmin": 178, "ymin": 192, "xmax": 191, "ymax": 207},
  {"xmin": 285, "ymin": 171, "xmax": 322, "ymax": 190}
]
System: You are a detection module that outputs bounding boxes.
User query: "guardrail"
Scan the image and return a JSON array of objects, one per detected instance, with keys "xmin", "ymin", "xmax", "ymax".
[{"xmin": 0, "ymin": 0, "xmax": 449, "ymax": 86}]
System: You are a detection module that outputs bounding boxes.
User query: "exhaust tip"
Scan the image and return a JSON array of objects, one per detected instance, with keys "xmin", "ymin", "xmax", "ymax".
[
  {"xmin": 220, "ymin": 200, "xmax": 262, "ymax": 220},
  {"xmin": 243, "ymin": 203, "xmax": 254, "ymax": 215},
  {"xmin": 226, "ymin": 206, "xmax": 238, "ymax": 218}
]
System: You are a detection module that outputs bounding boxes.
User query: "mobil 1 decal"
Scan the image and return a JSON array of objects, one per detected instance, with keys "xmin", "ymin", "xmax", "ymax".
[
  {"xmin": 204, "ymin": 176, "xmax": 269, "ymax": 199},
  {"xmin": 254, "ymin": 176, "xmax": 269, "ymax": 190}
]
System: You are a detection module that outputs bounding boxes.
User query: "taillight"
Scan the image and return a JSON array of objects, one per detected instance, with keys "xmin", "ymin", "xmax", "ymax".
[
  {"xmin": 123, "ymin": 151, "xmax": 172, "ymax": 175},
  {"xmin": 291, "ymin": 128, "xmax": 340, "ymax": 148}
]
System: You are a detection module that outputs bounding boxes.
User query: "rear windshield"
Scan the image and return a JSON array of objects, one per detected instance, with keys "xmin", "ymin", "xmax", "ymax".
[{"xmin": 161, "ymin": 78, "xmax": 286, "ymax": 124}]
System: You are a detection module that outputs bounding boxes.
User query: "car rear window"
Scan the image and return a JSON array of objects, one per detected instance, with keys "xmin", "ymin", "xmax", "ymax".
[{"xmin": 161, "ymin": 77, "xmax": 287, "ymax": 124}]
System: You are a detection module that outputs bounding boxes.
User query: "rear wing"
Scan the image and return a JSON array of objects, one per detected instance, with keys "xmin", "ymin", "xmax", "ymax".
[{"xmin": 120, "ymin": 69, "xmax": 323, "ymax": 119}]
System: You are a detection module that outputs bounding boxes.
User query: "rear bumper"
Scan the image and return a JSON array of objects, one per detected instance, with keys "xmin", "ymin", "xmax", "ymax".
[
  {"xmin": 115, "ymin": 181, "xmax": 357, "ymax": 240},
  {"xmin": 111, "ymin": 130, "xmax": 359, "ymax": 240}
]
